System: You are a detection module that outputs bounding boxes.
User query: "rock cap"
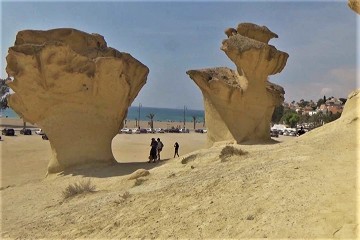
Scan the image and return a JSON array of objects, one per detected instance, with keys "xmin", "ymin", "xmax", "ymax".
[{"xmin": 236, "ymin": 22, "xmax": 278, "ymax": 43}]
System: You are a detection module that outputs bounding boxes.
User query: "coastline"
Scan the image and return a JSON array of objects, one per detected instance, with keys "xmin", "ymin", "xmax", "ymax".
[
  {"xmin": 0, "ymin": 118, "xmax": 37, "ymax": 128},
  {"xmin": 0, "ymin": 118, "xmax": 205, "ymax": 131}
]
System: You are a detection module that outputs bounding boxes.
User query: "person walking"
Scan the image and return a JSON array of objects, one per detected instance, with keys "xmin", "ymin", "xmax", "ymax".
[
  {"xmin": 157, "ymin": 138, "xmax": 164, "ymax": 161},
  {"xmin": 174, "ymin": 142, "xmax": 179, "ymax": 157}
]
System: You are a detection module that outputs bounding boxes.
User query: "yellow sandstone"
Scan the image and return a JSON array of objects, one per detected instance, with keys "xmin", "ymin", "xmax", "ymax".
[{"xmin": 6, "ymin": 28, "xmax": 149, "ymax": 173}]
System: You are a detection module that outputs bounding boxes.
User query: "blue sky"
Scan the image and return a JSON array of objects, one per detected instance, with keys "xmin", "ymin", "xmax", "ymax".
[{"xmin": 0, "ymin": 0, "xmax": 358, "ymax": 110}]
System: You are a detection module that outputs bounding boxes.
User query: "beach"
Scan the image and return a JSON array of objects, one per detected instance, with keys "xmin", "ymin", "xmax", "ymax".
[
  {"xmin": 1, "ymin": 117, "xmax": 204, "ymax": 131},
  {"xmin": 0, "ymin": 1, "xmax": 357, "ymax": 238},
  {"xmin": 0, "ymin": 117, "xmax": 290, "ymax": 189},
  {"xmin": 1, "ymin": 118, "xmax": 207, "ymax": 187},
  {"xmin": 1, "ymin": 113, "xmax": 358, "ymax": 238}
]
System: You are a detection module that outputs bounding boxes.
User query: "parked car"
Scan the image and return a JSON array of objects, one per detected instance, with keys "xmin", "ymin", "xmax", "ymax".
[
  {"xmin": 132, "ymin": 128, "xmax": 140, "ymax": 134},
  {"xmin": 155, "ymin": 128, "xmax": 165, "ymax": 133},
  {"xmin": 42, "ymin": 134, "xmax": 49, "ymax": 140},
  {"xmin": 35, "ymin": 128, "xmax": 45, "ymax": 135},
  {"xmin": 146, "ymin": 128, "xmax": 155, "ymax": 133},
  {"xmin": 289, "ymin": 131, "xmax": 297, "ymax": 136},
  {"xmin": 270, "ymin": 129, "xmax": 279, "ymax": 138},
  {"xmin": 165, "ymin": 128, "xmax": 180, "ymax": 133},
  {"xmin": 195, "ymin": 129, "xmax": 207, "ymax": 133},
  {"xmin": 20, "ymin": 128, "xmax": 32, "ymax": 135},
  {"xmin": 139, "ymin": 128, "xmax": 148, "ymax": 133},
  {"xmin": 179, "ymin": 128, "xmax": 190, "ymax": 133},
  {"xmin": 120, "ymin": 128, "xmax": 132, "ymax": 134},
  {"xmin": 2, "ymin": 128, "xmax": 15, "ymax": 136}
]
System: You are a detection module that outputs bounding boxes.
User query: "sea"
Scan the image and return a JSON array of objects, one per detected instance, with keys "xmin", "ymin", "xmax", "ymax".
[{"xmin": 0, "ymin": 106, "xmax": 205, "ymax": 123}]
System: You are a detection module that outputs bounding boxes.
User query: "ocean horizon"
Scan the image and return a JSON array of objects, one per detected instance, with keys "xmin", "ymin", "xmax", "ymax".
[{"xmin": 1, "ymin": 106, "xmax": 205, "ymax": 123}]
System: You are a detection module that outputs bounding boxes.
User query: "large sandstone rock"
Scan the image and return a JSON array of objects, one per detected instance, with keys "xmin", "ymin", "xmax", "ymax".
[
  {"xmin": 187, "ymin": 23, "xmax": 288, "ymax": 146},
  {"xmin": 348, "ymin": 0, "xmax": 360, "ymax": 14},
  {"xmin": 6, "ymin": 28, "xmax": 149, "ymax": 173},
  {"xmin": 340, "ymin": 89, "xmax": 360, "ymax": 121}
]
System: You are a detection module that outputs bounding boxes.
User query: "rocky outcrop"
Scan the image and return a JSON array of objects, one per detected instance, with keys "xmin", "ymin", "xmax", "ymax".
[
  {"xmin": 6, "ymin": 28, "xmax": 149, "ymax": 173},
  {"xmin": 187, "ymin": 23, "xmax": 288, "ymax": 146},
  {"xmin": 348, "ymin": 0, "xmax": 360, "ymax": 14},
  {"xmin": 340, "ymin": 89, "xmax": 360, "ymax": 121}
]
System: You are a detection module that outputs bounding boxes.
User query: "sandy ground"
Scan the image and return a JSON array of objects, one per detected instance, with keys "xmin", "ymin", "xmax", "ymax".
[
  {"xmin": 0, "ymin": 99, "xmax": 359, "ymax": 239},
  {"xmin": 0, "ymin": 122, "xmax": 208, "ymax": 187}
]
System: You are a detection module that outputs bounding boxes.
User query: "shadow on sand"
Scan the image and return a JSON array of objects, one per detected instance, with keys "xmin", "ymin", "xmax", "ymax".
[
  {"xmin": 58, "ymin": 158, "xmax": 172, "ymax": 179},
  {"xmin": 240, "ymin": 138, "xmax": 282, "ymax": 145}
]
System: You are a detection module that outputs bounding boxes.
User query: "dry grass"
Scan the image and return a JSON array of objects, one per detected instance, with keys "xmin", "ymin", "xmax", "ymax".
[
  {"xmin": 134, "ymin": 178, "xmax": 146, "ymax": 186},
  {"xmin": 219, "ymin": 145, "xmax": 248, "ymax": 161},
  {"xmin": 62, "ymin": 179, "xmax": 96, "ymax": 199},
  {"xmin": 181, "ymin": 154, "xmax": 197, "ymax": 164},
  {"xmin": 246, "ymin": 214, "xmax": 255, "ymax": 220},
  {"xmin": 121, "ymin": 191, "xmax": 130, "ymax": 199},
  {"xmin": 113, "ymin": 191, "xmax": 131, "ymax": 205}
]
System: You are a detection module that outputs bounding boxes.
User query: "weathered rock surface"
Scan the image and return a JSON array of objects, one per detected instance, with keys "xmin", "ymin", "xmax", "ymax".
[
  {"xmin": 128, "ymin": 169, "xmax": 150, "ymax": 180},
  {"xmin": 348, "ymin": 0, "xmax": 360, "ymax": 14},
  {"xmin": 340, "ymin": 89, "xmax": 360, "ymax": 121},
  {"xmin": 187, "ymin": 23, "xmax": 288, "ymax": 146},
  {"xmin": 6, "ymin": 28, "xmax": 149, "ymax": 173}
]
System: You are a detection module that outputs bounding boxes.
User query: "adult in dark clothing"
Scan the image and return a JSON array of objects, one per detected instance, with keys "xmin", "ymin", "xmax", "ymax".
[
  {"xmin": 297, "ymin": 127, "xmax": 306, "ymax": 136},
  {"xmin": 149, "ymin": 138, "xmax": 158, "ymax": 163},
  {"xmin": 174, "ymin": 142, "xmax": 179, "ymax": 157}
]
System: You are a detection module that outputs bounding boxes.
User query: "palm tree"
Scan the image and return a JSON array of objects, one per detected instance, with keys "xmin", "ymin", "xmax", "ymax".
[
  {"xmin": 0, "ymin": 78, "xmax": 10, "ymax": 110},
  {"xmin": 146, "ymin": 113, "xmax": 155, "ymax": 129},
  {"xmin": 192, "ymin": 116, "xmax": 197, "ymax": 130},
  {"xmin": 2, "ymin": 78, "xmax": 28, "ymax": 129}
]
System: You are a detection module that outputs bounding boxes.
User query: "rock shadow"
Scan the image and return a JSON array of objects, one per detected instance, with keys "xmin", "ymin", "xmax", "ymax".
[
  {"xmin": 57, "ymin": 158, "xmax": 172, "ymax": 178},
  {"xmin": 239, "ymin": 138, "xmax": 281, "ymax": 145}
]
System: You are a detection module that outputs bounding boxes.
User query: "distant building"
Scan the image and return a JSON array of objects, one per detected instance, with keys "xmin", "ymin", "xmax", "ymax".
[
  {"xmin": 284, "ymin": 97, "xmax": 344, "ymax": 115},
  {"xmin": 326, "ymin": 97, "xmax": 343, "ymax": 106},
  {"xmin": 327, "ymin": 105, "xmax": 343, "ymax": 114},
  {"xmin": 317, "ymin": 97, "xmax": 344, "ymax": 114}
]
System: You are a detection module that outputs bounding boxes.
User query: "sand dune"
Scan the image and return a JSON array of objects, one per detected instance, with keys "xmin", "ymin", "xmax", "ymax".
[{"xmin": 0, "ymin": 91, "xmax": 358, "ymax": 238}]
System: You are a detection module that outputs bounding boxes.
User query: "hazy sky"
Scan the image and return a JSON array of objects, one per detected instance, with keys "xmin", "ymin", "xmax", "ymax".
[{"xmin": 0, "ymin": 0, "xmax": 358, "ymax": 110}]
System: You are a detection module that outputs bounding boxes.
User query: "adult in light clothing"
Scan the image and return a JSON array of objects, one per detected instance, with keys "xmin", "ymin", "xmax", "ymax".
[{"xmin": 157, "ymin": 138, "xmax": 164, "ymax": 161}]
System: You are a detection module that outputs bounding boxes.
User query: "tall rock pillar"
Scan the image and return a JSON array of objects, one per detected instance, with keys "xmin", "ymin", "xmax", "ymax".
[{"xmin": 187, "ymin": 23, "xmax": 288, "ymax": 146}]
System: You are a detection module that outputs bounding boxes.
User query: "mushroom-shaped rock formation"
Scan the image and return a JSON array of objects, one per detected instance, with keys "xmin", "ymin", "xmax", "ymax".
[
  {"xmin": 187, "ymin": 23, "xmax": 288, "ymax": 146},
  {"xmin": 6, "ymin": 28, "xmax": 149, "ymax": 173},
  {"xmin": 348, "ymin": 0, "xmax": 360, "ymax": 14},
  {"xmin": 236, "ymin": 22, "xmax": 278, "ymax": 44}
]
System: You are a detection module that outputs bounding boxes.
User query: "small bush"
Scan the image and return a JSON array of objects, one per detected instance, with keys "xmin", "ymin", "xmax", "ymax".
[
  {"xmin": 167, "ymin": 173, "xmax": 176, "ymax": 178},
  {"xmin": 181, "ymin": 154, "xmax": 197, "ymax": 164},
  {"xmin": 114, "ymin": 191, "xmax": 131, "ymax": 205},
  {"xmin": 219, "ymin": 145, "xmax": 247, "ymax": 161},
  {"xmin": 246, "ymin": 214, "xmax": 255, "ymax": 220},
  {"xmin": 62, "ymin": 179, "xmax": 96, "ymax": 199},
  {"xmin": 121, "ymin": 191, "xmax": 130, "ymax": 199},
  {"xmin": 134, "ymin": 178, "xmax": 146, "ymax": 186}
]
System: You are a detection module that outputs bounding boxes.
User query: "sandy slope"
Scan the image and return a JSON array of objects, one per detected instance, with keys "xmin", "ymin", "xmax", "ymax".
[{"xmin": 0, "ymin": 92, "xmax": 359, "ymax": 239}]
